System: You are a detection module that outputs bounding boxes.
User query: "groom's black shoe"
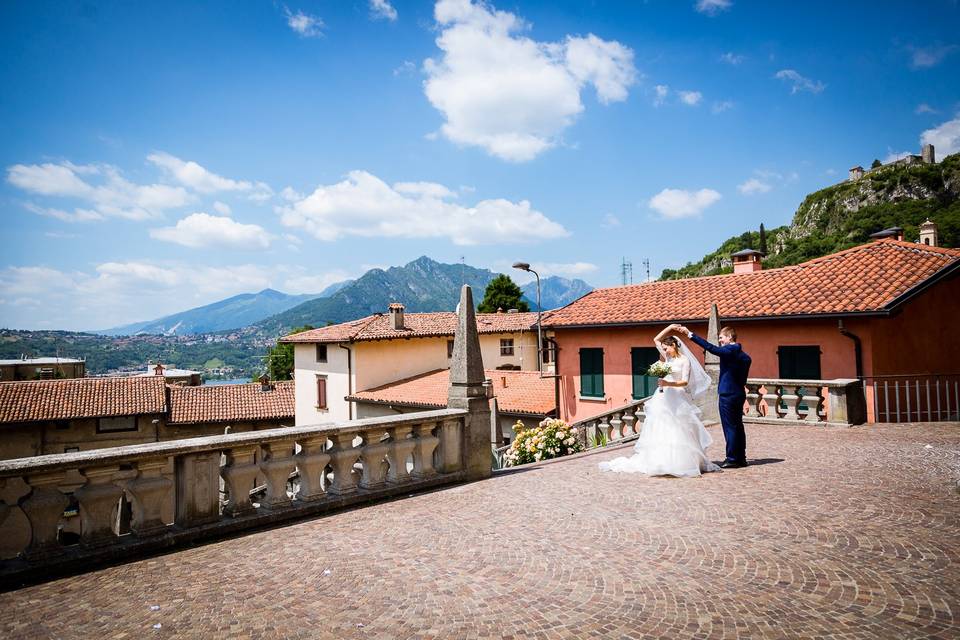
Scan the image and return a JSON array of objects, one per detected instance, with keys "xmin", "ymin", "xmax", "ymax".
[{"xmin": 720, "ymin": 460, "xmax": 748, "ymax": 469}]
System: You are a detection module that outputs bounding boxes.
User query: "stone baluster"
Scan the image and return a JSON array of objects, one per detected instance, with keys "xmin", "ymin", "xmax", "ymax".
[
  {"xmin": 744, "ymin": 383, "xmax": 763, "ymax": 418},
  {"xmin": 411, "ymin": 422, "xmax": 439, "ymax": 479},
  {"xmin": 598, "ymin": 414, "xmax": 613, "ymax": 442},
  {"xmin": 221, "ymin": 445, "xmax": 261, "ymax": 516},
  {"xmin": 762, "ymin": 384, "xmax": 782, "ymax": 419},
  {"xmin": 621, "ymin": 411, "xmax": 636, "ymax": 436},
  {"xmin": 634, "ymin": 406, "xmax": 645, "ymax": 432},
  {"xmin": 781, "ymin": 385, "xmax": 802, "ymax": 421},
  {"xmin": 359, "ymin": 427, "xmax": 391, "ymax": 490},
  {"xmin": 20, "ymin": 471, "xmax": 69, "ymax": 560},
  {"xmin": 74, "ymin": 465, "xmax": 123, "ymax": 547},
  {"xmin": 327, "ymin": 432, "xmax": 361, "ymax": 495},
  {"xmin": 386, "ymin": 425, "xmax": 416, "ymax": 485},
  {"xmin": 294, "ymin": 436, "xmax": 330, "ymax": 501},
  {"xmin": 609, "ymin": 412, "xmax": 623, "ymax": 439},
  {"xmin": 260, "ymin": 440, "xmax": 297, "ymax": 509},
  {"xmin": 436, "ymin": 419, "xmax": 462, "ymax": 473},
  {"xmin": 801, "ymin": 386, "xmax": 826, "ymax": 423},
  {"xmin": 126, "ymin": 458, "xmax": 173, "ymax": 536}
]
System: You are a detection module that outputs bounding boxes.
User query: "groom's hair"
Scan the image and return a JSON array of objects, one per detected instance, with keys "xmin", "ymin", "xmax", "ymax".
[{"xmin": 719, "ymin": 326, "xmax": 737, "ymax": 341}]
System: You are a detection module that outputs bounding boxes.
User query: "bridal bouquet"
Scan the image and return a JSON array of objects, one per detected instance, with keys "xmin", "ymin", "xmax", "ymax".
[
  {"xmin": 503, "ymin": 418, "xmax": 583, "ymax": 467},
  {"xmin": 647, "ymin": 361, "xmax": 672, "ymax": 392}
]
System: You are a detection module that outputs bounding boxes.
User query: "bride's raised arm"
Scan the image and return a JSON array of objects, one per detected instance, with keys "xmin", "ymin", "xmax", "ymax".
[{"xmin": 653, "ymin": 324, "xmax": 674, "ymax": 352}]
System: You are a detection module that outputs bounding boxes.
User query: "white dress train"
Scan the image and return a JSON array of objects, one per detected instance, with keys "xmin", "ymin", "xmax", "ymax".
[{"xmin": 598, "ymin": 353, "xmax": 720, "ymax": 478}]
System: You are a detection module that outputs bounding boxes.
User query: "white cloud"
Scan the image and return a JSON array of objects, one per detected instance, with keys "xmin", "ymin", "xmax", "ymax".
[
  {"xmin": 247, "ymin": 181, "xmax": 275, "ymax": 203},
  {"xmin": 915, "ymin": 103, "xmax": 938, "ymax": 115},
  {"xmin": 532, "ymin": 262, "xmax": 598, "ymax": 277},
  {"xmin": 719, "ymin": 52, "xmax": 744, "ymax": 65},
  {"xmin": 280, "ymin": 186, "xmax": 304, "ymax": 202},
  {"xmin": 882, "ymin": 150, "xmax": 912, "ymax": 164},
  {"xmin": 212, "ymin": 201, "xmax": 232, "ymax": 215},
  {"xmin": 150, "ymin": 212, "xmax": 272, "ymax": 250},
  {"xmin": 147, "ymin": 152, "xmax": 254, "ymax": 194},
  {"xmin": 24, "ymin": 202, "xmax": 105, "ymax": 223},
  {"xmin": 277, "ymin": 169, "xmax": 568, "ymax": 245},
  {"xmin": 774, "ymin": 69, "xmax": 825, "ymax": 94},
  {"xmin": 369, "ymin": 0, "xmax": 397, "ymax": 21},
  {"xmin": 711, "ymin": 100, "xmax": 734, "ymax": 114},
  {"xmin": 423, "ymin": 0, "xmax": 636, "ymax": 162},
  {"xmin": 695, "ymin": 0, "xmax": 732, "ymax": 16},
  {"xmin": 678, "ymin": 90, "xmax": 702, "ymax": 106},
  {"xmin": 7, "ymin": 161, "xmax": 193, "ymax": 221},
  {"xmin": 393, "ymin": 60, "xmax": 417, "ymax": 76},
  {"xmin": 738, "ymin": 178, "xmax": 772, "ymax": 195},
  {"xmin": 282, "ymin": 269, "xmax": 353, "ymax": 295},
  {"xmin": 653, "ymin": 84, "xmax": 669, "ymax": 107},
  {"xmin": 906, "ymin": 43, "xmax": 958, "ymax": 69},
  {"xmin": 601, "ymin": 213, "xmax": 620, "ymax": 228},
  {"xmin": 283, "ymin": 6, "xmax": 324, "ymax": 38},
  {"xmin": 0, "ymin": 262, "xmax": 276, "ymax": 330},
  {"xmin": 648, "ymin": 188, "xmax": 721, "ymax": 219},
  {"xmin": 921, "ymin": 114, "xmax": 960, "ymax": 157}
]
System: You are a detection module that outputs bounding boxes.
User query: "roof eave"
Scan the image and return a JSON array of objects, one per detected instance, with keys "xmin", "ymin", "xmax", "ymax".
[
  {"xmin": 544, "ymin": 310, "xmax": 895, "ymax": 330},
  {"xmin": 881, "ymin": 258, "xmax": 960, "ymax": 313}
]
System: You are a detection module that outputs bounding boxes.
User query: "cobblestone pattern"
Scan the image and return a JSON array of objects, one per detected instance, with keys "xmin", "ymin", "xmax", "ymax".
[{"xmin": 1, "ymin": 422, "xmax": 958, "ymax": 639}]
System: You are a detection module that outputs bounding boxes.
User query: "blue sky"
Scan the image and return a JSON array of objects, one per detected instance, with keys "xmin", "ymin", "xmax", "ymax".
[{"xmin": 2, "ymin": 0, "xmax": 959, "ymax": 331}]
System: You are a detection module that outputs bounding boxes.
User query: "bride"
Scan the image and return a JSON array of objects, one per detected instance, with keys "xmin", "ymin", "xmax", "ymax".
[{"xmin": 598, "ymin": 325, "xmax": 721, "ymax": 477}]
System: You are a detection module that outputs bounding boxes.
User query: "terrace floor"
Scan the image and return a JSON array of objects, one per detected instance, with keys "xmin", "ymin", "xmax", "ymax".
[{"xmin": 2, "ymin": 422, "xmax": 959, "ymax": 639}]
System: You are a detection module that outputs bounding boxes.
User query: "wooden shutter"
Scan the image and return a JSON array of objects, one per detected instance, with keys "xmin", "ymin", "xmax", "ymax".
[
  {"xmin": 579, "ymin": 348, "xmax": 604, "ymax": 397},
  {"xmin": 316, "ymin": 376, "xmax": 327, "ymax": 409},
  {"xmin": 631, "ymin": 347, "xmax": 660, "ymax": 399}
]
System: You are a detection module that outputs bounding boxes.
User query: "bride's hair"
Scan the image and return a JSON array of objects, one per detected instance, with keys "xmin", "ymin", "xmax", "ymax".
[{"xmin": 661, "ymin": 336, "xmax": 681, "ymax": 351}]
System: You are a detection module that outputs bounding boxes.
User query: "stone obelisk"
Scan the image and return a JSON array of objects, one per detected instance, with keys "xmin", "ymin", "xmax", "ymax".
[{"xmin": 695, "ymin": 303, "xmax": 721, "ymax": 425}]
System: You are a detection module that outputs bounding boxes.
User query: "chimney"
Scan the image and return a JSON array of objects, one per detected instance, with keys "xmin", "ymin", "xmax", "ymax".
[
  {"xmin": 153, "ymin": 363, "xmax": 165, "ymax": 376},
  {"xmin": 869, "ymin": 226, "xmax": 904, "ymax": 242},
  {"xmin": 731, "ymin": 249, "xmax": 763, "ymax": 274},
  {"xmin": 919, "ymin": 219, "xmax": 938, "ymax": 247},
  {"xmin": 922, "ymin": 144, "xmax": 935, "ymax": 164},
  {"xmin": 259, "ymin": 374, "xmax": 273, "ymax": 392},
  {"xmin": 388, "ymin": 302, "xmax": 405, "ymax": 330}
]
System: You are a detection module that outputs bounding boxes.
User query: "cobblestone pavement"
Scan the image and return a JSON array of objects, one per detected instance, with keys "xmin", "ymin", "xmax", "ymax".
[{"xmin": 2, "ymin": 422, "xmax": 959, "ymax": 639}]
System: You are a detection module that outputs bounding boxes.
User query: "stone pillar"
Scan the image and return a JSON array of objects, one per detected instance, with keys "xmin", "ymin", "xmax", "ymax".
[
  {"xmin": 695, "ymin": 303, "xmax": 721, "ymax": 424},
  {"xmin": 175, "ymin": 452, "xmax": 221, "ymax": 527},
  {"xmin": 127, "ymin": 458, "xmax": 173, "ymax": 536},
  {"xmin": 20, "ymin": 471, "xmax": 69, "ymax": 560},
  {"xmin": 75, "ymin": 465, "xmax": 123, "ymax": 547},
  {"xmin": 447, "ymin": 285, "xmax": 492, "ymax": 481},
  {"xmin": 828, "ymin": 379, "xmax": 867, "ymax": 426}
]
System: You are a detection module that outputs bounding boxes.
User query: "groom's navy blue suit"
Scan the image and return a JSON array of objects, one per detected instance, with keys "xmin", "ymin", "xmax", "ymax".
[{"xmin": 689, "ymin": 333, "xmax": 751, "ymax": 464}]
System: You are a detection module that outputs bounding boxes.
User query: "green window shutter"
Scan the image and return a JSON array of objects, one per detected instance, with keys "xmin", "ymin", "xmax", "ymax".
[
  {"xmin": 777, "ymin": 346, "xmax": 821, "ymax": 379},
  {"xmin": 579, "ymin": 348, "xmax": 604, "ymax": 397},
  {"xmin": 631, "ymin": 347, "xmax": 660, "ymax": 399}
]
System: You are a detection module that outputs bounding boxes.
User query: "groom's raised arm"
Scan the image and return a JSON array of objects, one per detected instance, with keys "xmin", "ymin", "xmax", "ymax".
[{"xmin": 687, "ymin": 331, "xmax": 739, "ymax": 357}]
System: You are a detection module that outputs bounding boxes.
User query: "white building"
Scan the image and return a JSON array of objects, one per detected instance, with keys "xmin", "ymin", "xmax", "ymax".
[{"xmin": 280, "ymin": 304, "xmax": 549, "ymax": 425}]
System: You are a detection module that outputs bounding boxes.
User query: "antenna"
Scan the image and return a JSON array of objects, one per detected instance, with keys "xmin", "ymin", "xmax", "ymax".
[
  {"xmin": 460, "ymin": 255, "xmax": 465, "ymax": 285},
  {"xmin": 642, "ymin": 258, "xmax": 651, "ymax": 282},
  {"xmin": 620, "ymin": 257, "xmax": 633, "ymax": 285}
]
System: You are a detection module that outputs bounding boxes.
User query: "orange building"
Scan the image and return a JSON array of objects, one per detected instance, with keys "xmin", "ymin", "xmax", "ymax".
[{"xmin": 542, "ymin": 239, "xmax": 960, "ymax": 424}]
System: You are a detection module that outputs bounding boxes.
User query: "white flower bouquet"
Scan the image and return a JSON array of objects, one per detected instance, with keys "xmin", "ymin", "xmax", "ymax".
[
  {"xmin": 502, "ymin": 418, "xmax": 583, "ymax": 467},
  {"xmin": 647, "ymin": 360, "xmax": 672, "ymax": 393}
]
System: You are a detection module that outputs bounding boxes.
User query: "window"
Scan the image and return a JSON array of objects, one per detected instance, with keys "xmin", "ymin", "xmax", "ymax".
[
  {"xmin": 777, "ymin": 346, "xmax": 822, "ymax": 379},
  {"xmin": 542, "ymin": 338, "xmax": 554, "ymax": 364},
  {"xmin": 631, "ymin": 347, "xmax": 660, "ymax": 399},
  {"xmin": 500, "ymin": 339, "xmax": 514, "ymax": 356},
  {"xmin": 316, "ymin": 344, "xmax": 328, "ymax": 363},
  {"xmin": 447, "ymin": 339, "xmax": 455, "ymax": 358},
  {"xmin": 316, "ymin": 375, "xmax": 328, "ymax": 410},
  {"xmin": 579, "ymin": 348, "xmax": 604, "ymax": 398},
  {"xmin": 97, "ymin": 416, "xmax": 137, "ymax": 433}
]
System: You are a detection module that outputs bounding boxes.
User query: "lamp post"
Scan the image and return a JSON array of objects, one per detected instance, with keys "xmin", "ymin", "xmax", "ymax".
[{"xmin": 512, "ymin": 262, "xmax": 541, "ymax": 373}]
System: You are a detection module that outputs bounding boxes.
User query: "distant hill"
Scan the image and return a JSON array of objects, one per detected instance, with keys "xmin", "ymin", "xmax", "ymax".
[
  {"xmin": 661, "ymin": 152, "xmax": 960, "ymax": 280},
  {"xmin": 254, "ymin": 257, "xmax": 594, "ymax": 335},
  {"xmin": 98, "ymin": 288, "xmax": 323, "ymax": 336}
]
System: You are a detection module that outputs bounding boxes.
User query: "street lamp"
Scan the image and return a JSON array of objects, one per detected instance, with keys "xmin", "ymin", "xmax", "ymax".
[{"xmin": 512, "ymin": 261, "xmax": 541, "ymax": 373}]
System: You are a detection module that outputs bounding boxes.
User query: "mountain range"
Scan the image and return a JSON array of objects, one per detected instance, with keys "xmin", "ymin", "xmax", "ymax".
[{"xmin": 99, "ymin": 257, "xmax": 594, "ymax": 337}]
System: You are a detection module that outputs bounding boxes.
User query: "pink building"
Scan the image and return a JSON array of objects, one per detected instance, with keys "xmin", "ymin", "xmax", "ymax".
[{"xmin": 542, "ymin": 239, "xmax": 960, "ymax": 424}]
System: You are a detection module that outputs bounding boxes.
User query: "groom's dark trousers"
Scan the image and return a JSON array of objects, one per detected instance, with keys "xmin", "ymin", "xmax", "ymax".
[{"xmin": 689, "ymin": 333, "xmax": 752, "ymax": 464}]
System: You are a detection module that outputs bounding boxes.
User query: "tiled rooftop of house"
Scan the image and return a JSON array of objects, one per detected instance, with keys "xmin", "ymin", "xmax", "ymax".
[
  {"xmin": 281, "ymin": 310, "xmax": 539, "ymax": 343},
  {"xmin": 543, "ymin": 239, "xmax": 960, "ymax": 327},
  {"xmin": 347, "ymin": 368, "xmax": 556, "ymax": 416},
  {"xmin": 167, "ymin": 381, "xmax": 295, "ymax": 425},
  {"xmin": 2, "ymin": 421, "xmax": 957, "ymax": 638},
  {"xmin": 0, "ymin": 377, "xmax": 167, "ymax": 424}
]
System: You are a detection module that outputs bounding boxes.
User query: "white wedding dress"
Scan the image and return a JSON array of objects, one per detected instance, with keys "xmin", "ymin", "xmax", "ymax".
[{"xmin": 599, "ymin": 344, "xmax": 721, "ymax": 478}]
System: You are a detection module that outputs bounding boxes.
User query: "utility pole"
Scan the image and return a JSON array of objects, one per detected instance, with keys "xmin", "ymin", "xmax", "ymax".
[{"xmin": 620, "ymin": 257, "xmax": 633, "ymax": 285}]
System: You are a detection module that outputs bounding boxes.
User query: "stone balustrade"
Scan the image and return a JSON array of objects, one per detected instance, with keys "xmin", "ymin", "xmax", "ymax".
[
  {"xmin": 0, "ymin": 408, "xmax": 467, "ymax": 578},
  {"xmin": 743, "ymin": 378, "xmax": 866, "ymax": 427},
  {"xmin": 572, "ymin": 398, "xmax": 649, "ymax": 447}
]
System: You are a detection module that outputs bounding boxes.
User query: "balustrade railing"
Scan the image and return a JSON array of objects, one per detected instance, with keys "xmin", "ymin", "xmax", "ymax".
[
  {"xmin": 864, "ymin": 374, "xmax": 960, "ymax": 423},
  {"xmin": 743, "ymin": 378, "xmax": 865, "ymax": 426},
  {"xmin": 0, "ymin": 409, "xmax": 466, "ymax": 574}
]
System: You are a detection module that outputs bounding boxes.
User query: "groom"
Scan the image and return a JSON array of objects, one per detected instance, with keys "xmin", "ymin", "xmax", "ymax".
[{"xmin": 672, "ymin": 323, "xmax": 752, "ymax": 469}]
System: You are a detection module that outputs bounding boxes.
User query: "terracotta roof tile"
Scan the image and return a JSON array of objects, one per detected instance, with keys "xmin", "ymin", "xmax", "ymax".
[
  {"xmin": 282, "ymin": 312, "xmax": 538, "ymax": 343},
  {"xmin": 347, "ymin": 369, "xmax": 555, "ymax": 416},
  {"xmin": 167, "ymin": 381, "xmax": 295, "ymax": 425},
  {"xmin": 542, "ymin": 240, "xmax": 960, "ymax": 328},
  {"xmin": 0, "ymin": 377, "xmax": 167, "ymax": 424}
]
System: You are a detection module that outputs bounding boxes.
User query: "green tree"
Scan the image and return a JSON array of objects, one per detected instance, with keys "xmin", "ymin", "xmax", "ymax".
[
  {"xmin": 478, "ymin": 274, "xmax": 529, "ymax": 313},
  {"xmin": 265, "ymin": 325, "xmax": 314, "ymax": 380},
  {"xmin": 759, "ymin": 223, "xmax": 768, "ymax": 255},
  {"xmin": 871, "ymin": 158, "xmax": 882, "ymax": 169}
]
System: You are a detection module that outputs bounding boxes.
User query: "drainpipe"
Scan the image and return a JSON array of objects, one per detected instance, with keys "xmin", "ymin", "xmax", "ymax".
[
  {"xmin": 545, "ymin": 336, "xmax": 561, "ymax": 418},
  {"xmin": 339, "ymin": 343, "xmax": 353, "ymax": 419},
  {"xmin": 838, "ymin": 319, "xmax": 863, "ymax": 379}
]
